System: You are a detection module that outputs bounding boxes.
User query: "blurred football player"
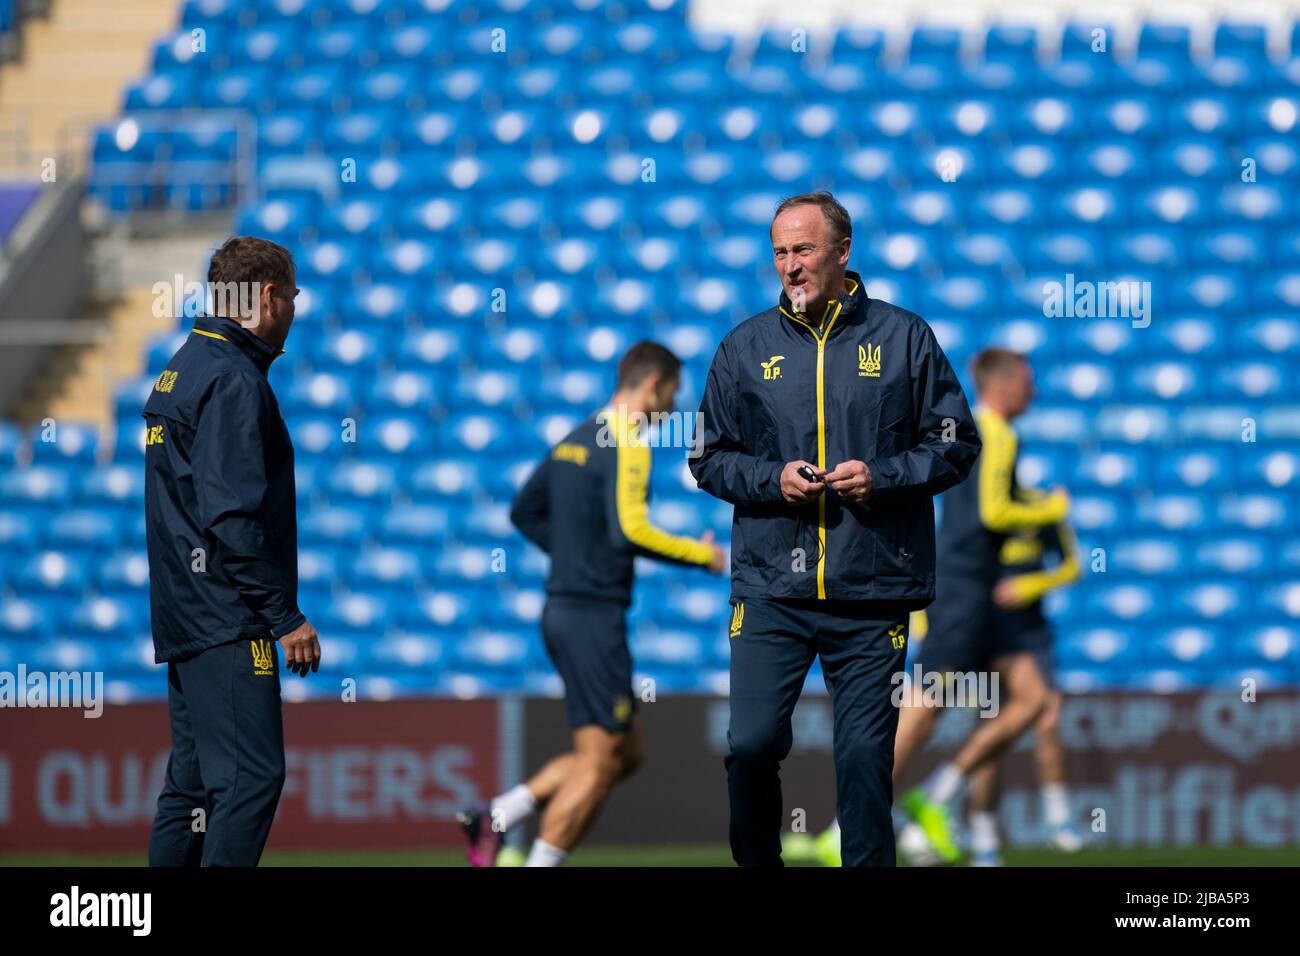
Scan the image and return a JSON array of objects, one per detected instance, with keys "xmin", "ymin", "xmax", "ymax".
[
  {"xmin": 797, "ymin": 348, "xmax": 1076, "ymax": 866},
  {"xmin": 458, "ymin": 341, "xmax": 725, "ymax": 867}
]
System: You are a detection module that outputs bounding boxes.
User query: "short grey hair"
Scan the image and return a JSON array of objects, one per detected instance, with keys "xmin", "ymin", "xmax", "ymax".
[{"xmin": 771, "ymin": 190, "xmax": 852, "ymax": 244}]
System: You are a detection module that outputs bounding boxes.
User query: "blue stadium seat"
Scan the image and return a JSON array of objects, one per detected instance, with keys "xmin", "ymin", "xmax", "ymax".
[
  {"xmin": 452, "ymin": 629, "xmax": 534, "ymax": 675},
  {"xmin": 66, "ymin": 596, "xmax": 140, "ymax": 640},
  {"xmin": 1125, "ymin": 666, "xmax": 1214, "ymax": 693},
  {"xmin": 299, "ymin": 503, "xmax": 371, "ymax": 545},
  {"xmin": 1137, "ymin": 23, "xmax": 1192, "ymax": 60},
  {"xmin": 1171, "ymin": 581, "xmax": 1250, "ymax": 623},
  {"xmin": 983, "ymin": 24, "xmax": 1036, "ymax": 64},
  {"xmin": 3, "ymin": 466, "xmax": 72, "ymax": 505},
  {"xmin": 1109, "ymin": 537, "xmax": 1186, "ymax": 577},
  {"xmin": 1058, "ymin": 626, "xmax": 1141, "ymax": 669},
  {"xmin": 368, "ymin": 631, "xmax": 443, "ymax": 673},
  {"xmin": 46, "ymin": 509, "xmax": 120, "ymax": 550},
  {"xmin": 30, "ymin": 422, "xmax": 97, "ymax": 463},
  {"xmin": 632, "ymin": 627, "xmax": 707, "ymax": 672},
  {"xmin": 0, "ymin": 509, "xmax": 38, "ymax": 552},
  {"xmin": 1196, "ymin": 537, "xmax": 1269, "ymax": 577},
  {"xmin": 1233, "ymin": 624, "xmax": 1299, "ymax": 669},
  {"xmin": 0, "ymin": 599, "xmax": 50, "ymax": 640},
  {"xmin": 1071, "ymin": 442, "xmax": 1144, "ymax": 489},
  {"xmin": 29, "ymin": 638, "xmax": 103, "ymax": 673},
  {"xmin": 1237, "ymin": 448, "xmax": 1300, "ymax": 490},
  {"xmin": 111, "ymin": 634, "xmax": 163, "ymax": 677}
]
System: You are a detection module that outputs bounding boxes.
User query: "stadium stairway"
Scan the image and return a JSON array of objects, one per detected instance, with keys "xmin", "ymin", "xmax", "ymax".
[
  {"xmin": 0, "ymin": 0, "xmax": 177, "ymax": 176},
  {"xmin": 18, "ymin": 229, "xmax": 226, "ymax": 436}
]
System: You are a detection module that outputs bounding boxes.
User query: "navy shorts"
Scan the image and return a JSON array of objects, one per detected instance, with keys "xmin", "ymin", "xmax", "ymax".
[
  {"xmin": 918, "ymin": 584, "xmax": 1054, "ymax": 676},
  {"xmin": 994, "ymin": 604, "xmax": 1056, "ymax": 688},
  {"xmin": 992, "ymin": 604, "xmax": 1053, "ymax": 656},
  {"xmin": 541, "ymin": 596, "xmax": 636, "ymax": 733},
  {"xmin": 913, "ymin": 583, "xmax": 995, "ymax": 673}
]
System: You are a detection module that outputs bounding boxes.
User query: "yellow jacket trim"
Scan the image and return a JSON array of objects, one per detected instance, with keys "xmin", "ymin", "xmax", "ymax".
[
  {"xmin": 1002, "ymin": 520, "xmax": 1082, "ymax": 605},
  {"xmin": 976, "ymin": 406, "xmax": 1067, "ymax": 532},
  {"xmin": 610, "ymin": 413, "xmax": 715, "ymax": 566},
  {"xmin": 779, "ymin": 289, "xmax": 850, "ymax": 599}
]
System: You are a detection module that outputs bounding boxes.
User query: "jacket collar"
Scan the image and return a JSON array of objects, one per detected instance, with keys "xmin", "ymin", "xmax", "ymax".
[
  {"xmin": 778, "ymin": 270, "xmax": 868, "ymax": 338},
  {"xmin": 192, "ymin": 315, "xmax": 283, "ymax": 372}
]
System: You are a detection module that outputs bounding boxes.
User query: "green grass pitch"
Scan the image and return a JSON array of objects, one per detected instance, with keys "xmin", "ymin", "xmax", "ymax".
[{"xmin": 2, "ymin": 846, "xmax": 1294, "ymax": 867}]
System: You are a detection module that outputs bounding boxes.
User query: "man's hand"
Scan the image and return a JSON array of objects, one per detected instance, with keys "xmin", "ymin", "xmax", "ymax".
[
  {"xmin": 1046, "ymin": 485, "xmax": 1071, "ymax": 519},
  {"xmin": 824, "ymin": 460, "xmax": 874, "ymax": 504},
  {"xmin": 780, "ymin": 460, "xmax": 826, "ymax": 505},
  {"xmin": 992, "ymin": 578, "xmax": 1029, "ymax": 611},
  {"xmin": 701, "ymin": 529, "xmax": 728, "ymax": 573},
  {"xmin": 278, "ymin": 619, "xmax": 321, "ymax": 677}
]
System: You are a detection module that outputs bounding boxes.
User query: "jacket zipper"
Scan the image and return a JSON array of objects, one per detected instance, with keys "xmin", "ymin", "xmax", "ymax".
[{"xmin": 781, "ymin": 298, "xmax": 845, "ymax": 600}]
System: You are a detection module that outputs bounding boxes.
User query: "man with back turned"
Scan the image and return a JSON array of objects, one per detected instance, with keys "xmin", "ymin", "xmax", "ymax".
[{"xmin": 143, "ymin": 236, "xmax": 319, "ymax": 867}]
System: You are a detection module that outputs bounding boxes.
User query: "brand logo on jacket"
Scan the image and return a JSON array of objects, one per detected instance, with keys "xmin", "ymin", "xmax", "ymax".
[
  {"xmin": 859, "ymin": 343, "xmax": 881, "ymax": 377},
  {"xmin": 552, "ymin": 442, "xmax": 589, "ymax": 466},
  {"xmin": 251, "ymin": 639, "xmax": 276, "ymax": 676},
  {"xmin": 761, "ymin": 355, "xmax": 784, "ymax": 380},
  {"xmin": 729, "ymin": 601, "xmax": 745, "ymax": 638}
]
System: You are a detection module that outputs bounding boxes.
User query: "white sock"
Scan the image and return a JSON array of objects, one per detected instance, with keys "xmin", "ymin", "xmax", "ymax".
[
  {"xmin": 489, "ymin": 784, "xmax": 536, "ymax": 832},
  {"xmin": 525, "ymin": 838, "xmax": 568, "ymax": 868},
  {"xmin": 1042, "ymin": 783, "xmax": 1070, "ymax": 829},
  {"xmin": 970, "ymin": 811, "xmax": 1000, "ymax": 855},
  {"xmin": 925, "ymin": 763, "xmax": 964, "ymax": 804}
]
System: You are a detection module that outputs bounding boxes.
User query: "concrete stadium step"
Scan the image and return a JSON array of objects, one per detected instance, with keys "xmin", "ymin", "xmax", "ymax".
[
  {"xmin": 0, "ymin": 0, "xmax": 180, "ymax": 178},
  {"xmin": 38, "ymin": 288, "xmax": 175, "ymax": 434},
  {"xmin": 33, "ymin": 228, "xmax": 228, "ymax": 437}
]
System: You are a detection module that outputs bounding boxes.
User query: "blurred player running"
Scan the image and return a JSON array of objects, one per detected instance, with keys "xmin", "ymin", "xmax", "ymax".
[
  {"xmin": 457, "ymin": 341, "xmax": 726, "ymax": 867},
  {"xmin": 964, "ymin": 515, "xmax": 1083, "ymax": 865},
  {"xmin": 801, "ymin": 522, "xmax": 1085, "ymax": 867},
  {"xmin": 793, "ymin": 348, "xmax": 1074, "ymax": 866}
]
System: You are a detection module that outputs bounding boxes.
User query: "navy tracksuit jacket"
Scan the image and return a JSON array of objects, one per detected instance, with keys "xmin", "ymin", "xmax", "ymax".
[
  {"xmin": 511, "ymin": 408, "xmax": 716, "ymax": 606},
  {"xmin": 142, "ymin": 315, "xmax": 300, "ymax": 866},
  {"xmin": 691, "ymin": 271, "xmax": 980, "ymax": 866}
]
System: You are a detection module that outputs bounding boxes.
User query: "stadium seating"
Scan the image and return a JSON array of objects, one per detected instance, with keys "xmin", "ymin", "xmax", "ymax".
[{"xmin": 5, "ymin": 0, "xmax": 1299, "ymax": 698}]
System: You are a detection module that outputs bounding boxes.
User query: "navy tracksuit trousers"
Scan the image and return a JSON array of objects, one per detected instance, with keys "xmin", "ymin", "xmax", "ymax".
[
  {"xmin": 727, "ymin": 598, "xmax": 910, "ymax": 867},
  {"xmin": 148, "ymin": 637, "xmax": 286, "ymax": 867}
]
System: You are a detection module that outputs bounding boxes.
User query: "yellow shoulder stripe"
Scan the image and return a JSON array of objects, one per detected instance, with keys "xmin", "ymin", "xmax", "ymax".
[
  {"xmin": 193, "ymin": 329, "xmax": 228, "ymax": 342},
  {"xmin": 614, "ymin": 439, "xmax": 714, "ymax": 566},
  {"xmin": 976, "ymin": 409, "xmax": 1066, "ymax": 532}
]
